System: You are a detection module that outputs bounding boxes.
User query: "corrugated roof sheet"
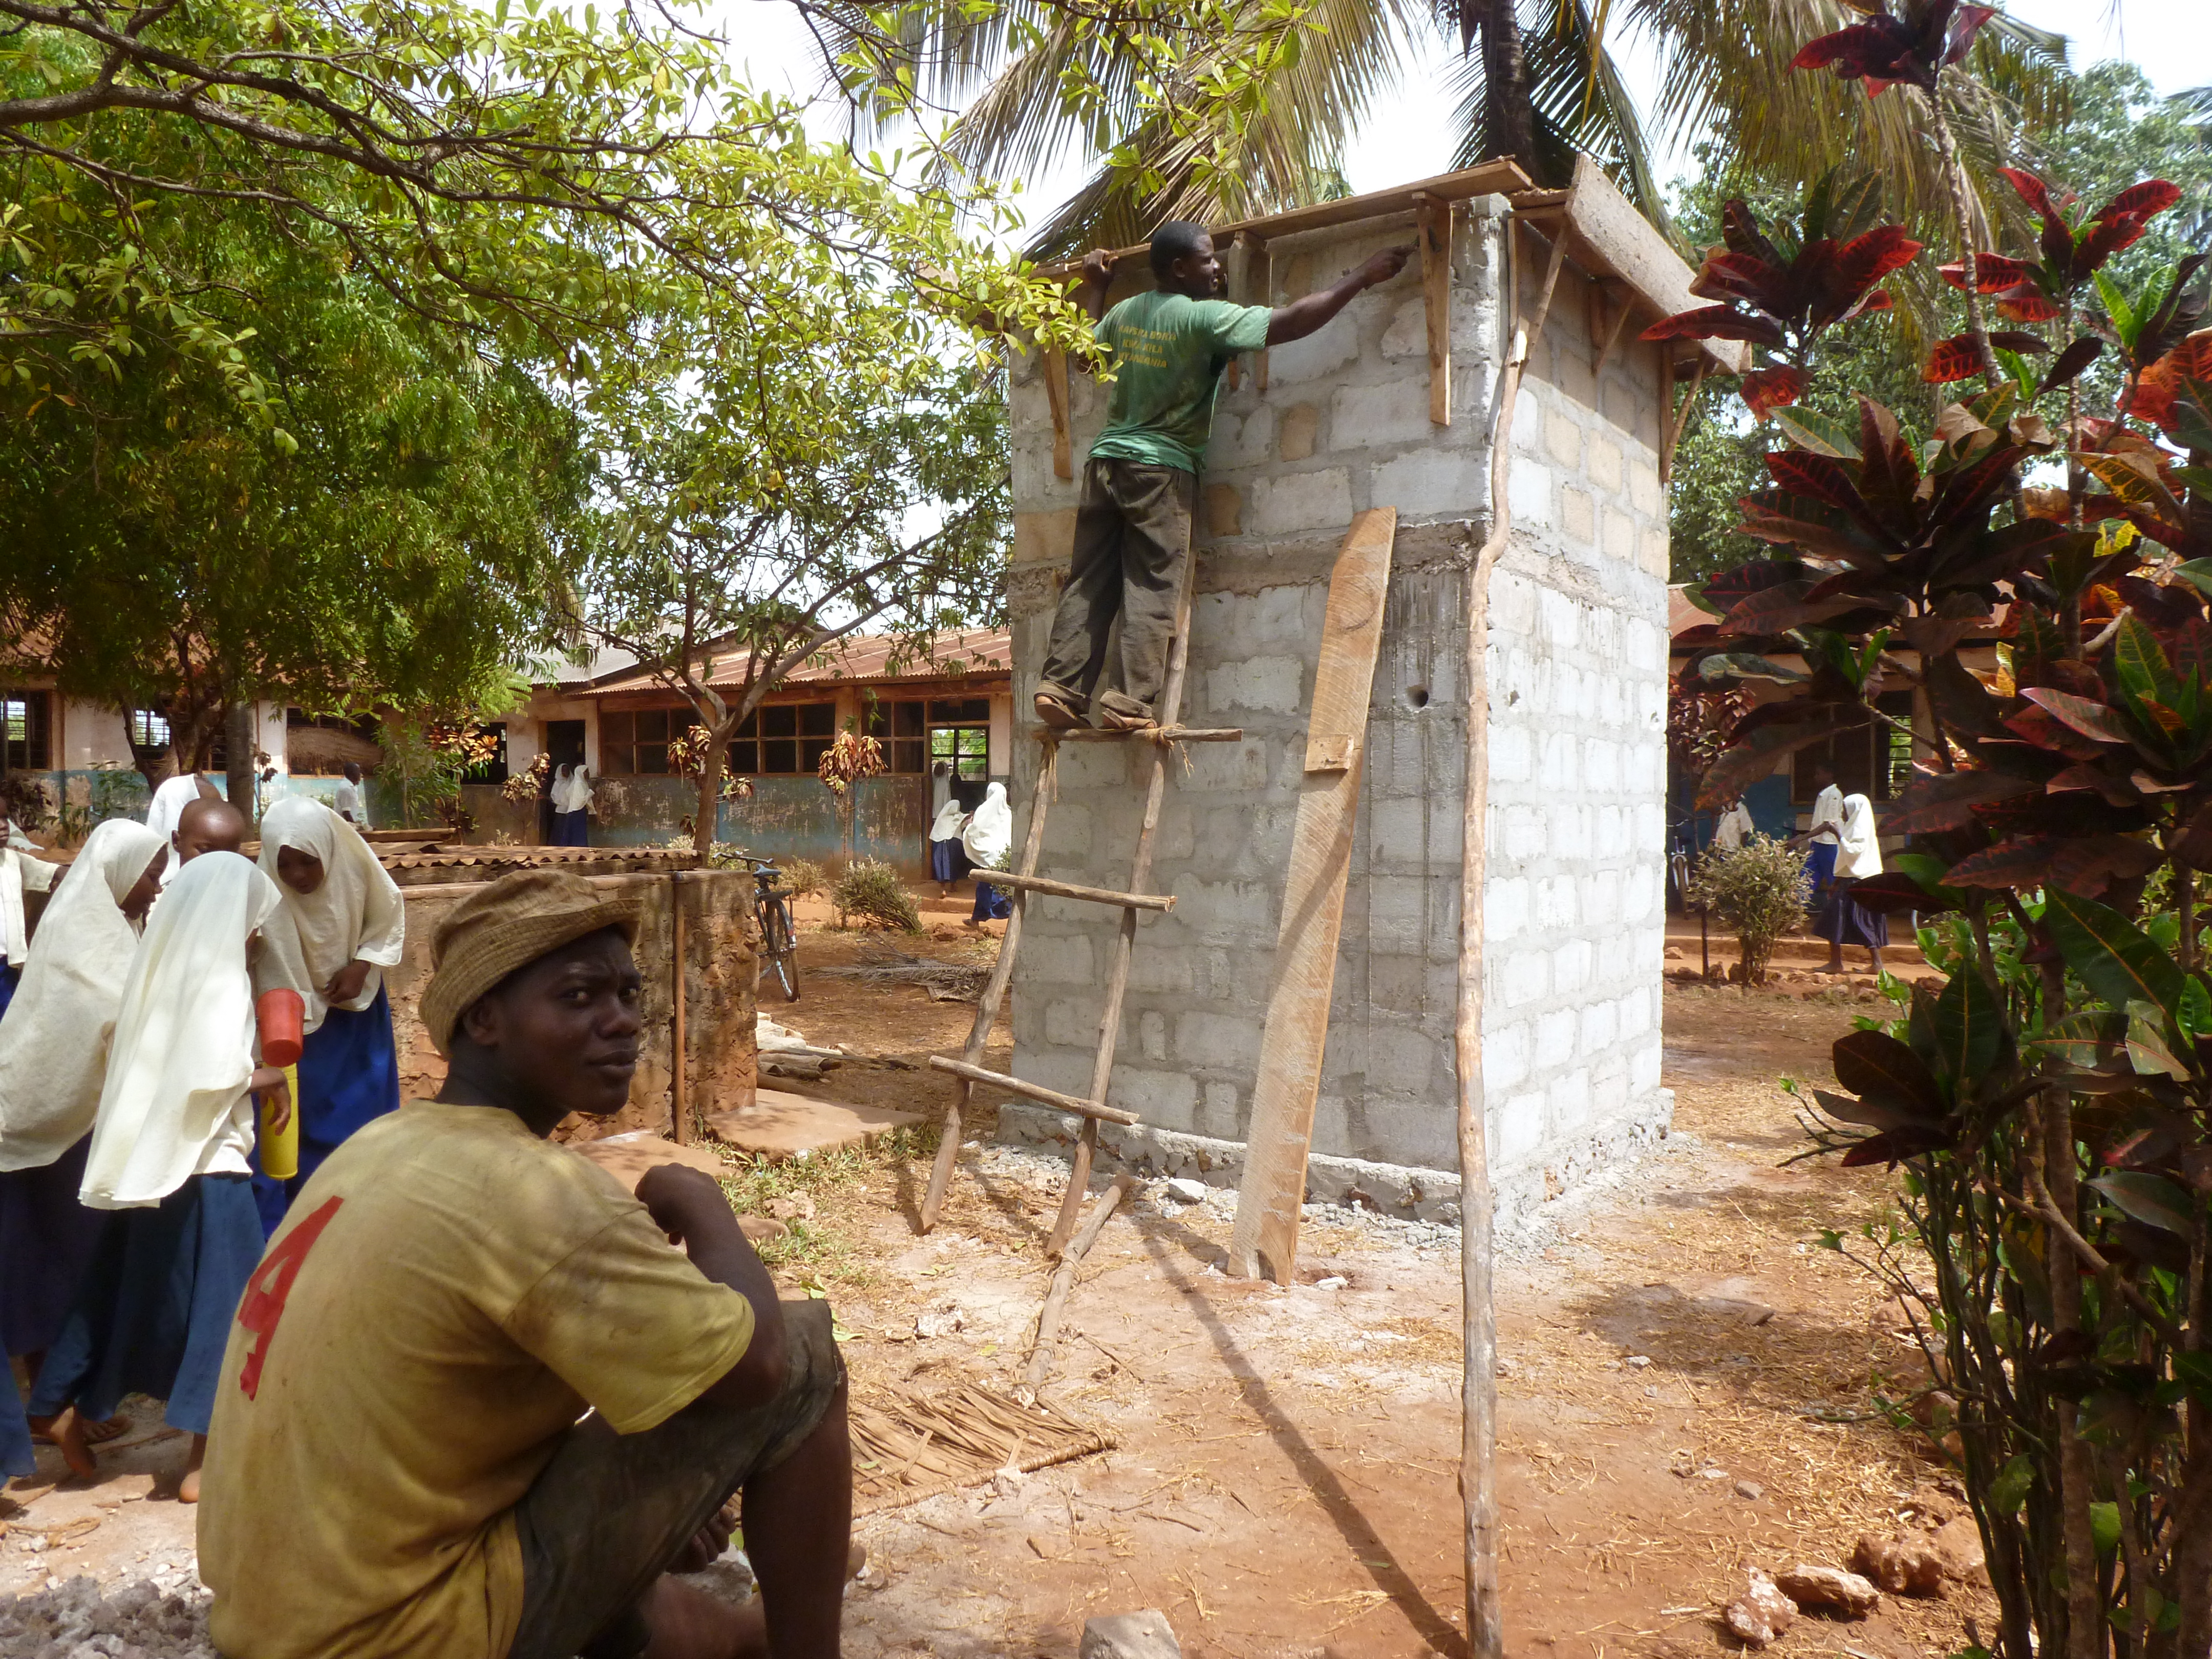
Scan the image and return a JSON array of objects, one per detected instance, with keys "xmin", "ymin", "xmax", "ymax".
[{"xmin": 578, "ymin": 628, "xmax": 1011, "ymax": 699}]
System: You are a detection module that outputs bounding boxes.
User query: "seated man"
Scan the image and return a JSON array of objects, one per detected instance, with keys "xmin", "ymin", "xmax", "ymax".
[{"xmin": 198, "ymin": 869, "xmax": 850, "ymax": 1659}]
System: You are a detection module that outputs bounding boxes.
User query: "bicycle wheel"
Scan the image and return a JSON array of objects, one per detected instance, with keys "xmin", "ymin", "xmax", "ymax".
[{"xmin": 765, "ymin": 897, "xmax": 801, "ymax": 1001}]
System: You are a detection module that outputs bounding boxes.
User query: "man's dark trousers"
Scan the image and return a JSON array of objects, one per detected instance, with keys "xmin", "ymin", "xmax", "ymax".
[{"xmin": 1037, "ymin": 457, "xmax": 1197, "ymax": 721}]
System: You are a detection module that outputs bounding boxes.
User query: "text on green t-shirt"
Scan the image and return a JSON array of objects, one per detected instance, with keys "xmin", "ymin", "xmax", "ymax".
[{"xmin": 1087, "ymin": 289, "xmax": 1272, "ymax": 474}]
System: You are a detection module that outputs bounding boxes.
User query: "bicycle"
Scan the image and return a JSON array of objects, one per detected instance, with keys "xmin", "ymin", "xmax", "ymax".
[{"xmin": 750, "ymin": 859, "xmax": 800, "ymax": 1002}]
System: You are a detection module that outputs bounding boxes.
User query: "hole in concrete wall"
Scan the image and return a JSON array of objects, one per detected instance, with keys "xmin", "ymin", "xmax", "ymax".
[{"xmin": 1402, "ymin": 684, "xmax": 1430, "ymax": 711}]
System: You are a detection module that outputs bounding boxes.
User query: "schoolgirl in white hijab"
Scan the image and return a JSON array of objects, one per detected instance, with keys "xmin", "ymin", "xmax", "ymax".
[
  {"xmin": 963, "ymin": 782, "xmax": 1015, "ymax": 925},
  {"xmin": 31, "ymin": 850, "xmax": 288, "ymax": 1497},
  {"xmin": 249, "ymin": 796, "xmax": 405, "ymax": 1233},
  {"xmin": 928, "ymin": 794, "xmax": 970, "ymax": 896},
  {"xmin": 0, "ymin": 820, "xmax": 165, "ymax": 1441},
  {"xmin": 1814, "ymin": 792, "xmax": 1888, "ymax": 973}
]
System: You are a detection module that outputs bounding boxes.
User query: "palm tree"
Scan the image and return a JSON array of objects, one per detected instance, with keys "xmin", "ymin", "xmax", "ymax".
[{"xmin": 813, "ymin": 0, "xmax": 2068, "ymax": 259}]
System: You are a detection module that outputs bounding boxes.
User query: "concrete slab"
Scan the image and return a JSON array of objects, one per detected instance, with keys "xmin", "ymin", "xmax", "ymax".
[{"xmin": 708, "ymin": 1089, "xmax": 925, "ymax": 1160}]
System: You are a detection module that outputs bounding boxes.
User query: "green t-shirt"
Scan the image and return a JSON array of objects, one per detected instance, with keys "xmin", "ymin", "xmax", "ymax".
[{"xmin": 1088, "ymin": 290, "xmax": 1273, "ymax": 474}]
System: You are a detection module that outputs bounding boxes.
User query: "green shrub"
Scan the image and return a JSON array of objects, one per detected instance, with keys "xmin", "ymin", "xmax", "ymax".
[
  {"xmin": 778, "ymin": 857, "xmax": 827, "ymax": 900},
  {"xmin": 1685, "ymin": 833, "xmax": 1808, "ymax": 987},
  {"xmin": 832, "ymin": 859, "xmax": 920, "ymax": 932}
]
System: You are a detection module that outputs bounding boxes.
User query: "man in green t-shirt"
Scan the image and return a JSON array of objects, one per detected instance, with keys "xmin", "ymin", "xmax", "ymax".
[{"xmin": 1034, "ymin": 220, "xmax": 1410, "ymax": 733}]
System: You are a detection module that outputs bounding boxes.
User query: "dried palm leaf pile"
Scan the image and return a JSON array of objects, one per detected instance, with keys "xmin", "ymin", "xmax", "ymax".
[
  {"xmin": 815, "ymin": 946, "xmax": 991, "ymax": 1002},
  {"xmin": 849, "ymin": 1385, "xmax": 1115, "ymax": 1516}
]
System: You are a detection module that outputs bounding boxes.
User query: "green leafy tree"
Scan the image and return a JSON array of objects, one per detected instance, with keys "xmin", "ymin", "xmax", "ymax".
[{"xmin": 575, "ymin": 272, "xmax": 1010, "ymax": 861}]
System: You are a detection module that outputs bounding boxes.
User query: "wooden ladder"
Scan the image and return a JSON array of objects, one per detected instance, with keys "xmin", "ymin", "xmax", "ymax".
[{"xmin": 921, "ymin": 538, "xmax": 1241, "ymax": 1254}]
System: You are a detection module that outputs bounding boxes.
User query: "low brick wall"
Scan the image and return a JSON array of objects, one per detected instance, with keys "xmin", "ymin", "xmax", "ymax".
[{"xmin": 385, "ymin": 868, "xmax": 757, "ymax": 1142}]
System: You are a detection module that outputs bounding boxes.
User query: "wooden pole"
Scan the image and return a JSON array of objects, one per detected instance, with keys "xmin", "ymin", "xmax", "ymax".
[
  {"xmin": 1025, "ymin": 1174, "xmax": 1134, "ymax": 1390},
  {"xmin": 671, "ymin": 872, "xmax": 689, "ymax": 1145},
  {"xmin": 1456, "ymin": 201, "xmax": 1572, "ymax": 1659}
]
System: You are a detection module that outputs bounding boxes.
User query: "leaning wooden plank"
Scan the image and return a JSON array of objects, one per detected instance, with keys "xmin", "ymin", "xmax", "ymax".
[
  {"xmin": 1025, "ymin": 1174, "xmax": 1135, "ymax": 1390},
  {"xmin": 1227, "ymin": 507, "xmax": 1399, "ymax": 1282},
  {"xmin": 925, "ymin": 1057, "xmax": 1140, "ymax": 1126},
  {"xmin": 1416, "ymin": 194, "xmax": 1453, "ymax": 427},
  {"xmin": 990, "ymin": 870, "xmax": 1174, "ymax": 911},
  {"xmin": 919, "ymin": 745, "xmax": 1057, "ymax": 1232},
  {"xmin": 1043, "ymin": 349, "xmax": 1073, "ymax": 481}
]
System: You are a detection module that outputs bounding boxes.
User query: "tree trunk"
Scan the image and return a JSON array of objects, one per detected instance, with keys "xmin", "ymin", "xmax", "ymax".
[
  {"xmin": 692, "ymin": 718, "xmax": 739, "ymax": 862},
  {"xmin": 1477, "ymin": 0, "xmax": 1535, "ymax": 176},
  {"xmin": 224, "ymin": 700, "xmax": 258, "ymax": 828}
]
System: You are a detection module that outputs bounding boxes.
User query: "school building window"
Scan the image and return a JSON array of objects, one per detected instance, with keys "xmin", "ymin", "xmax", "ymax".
[
  {"xmin": 1, "ymin": 691, "xmax": 51, "ymax": 770},
  {"xmin": 599, "ymin": 707, "xmax": 700, "ymax": 775},
  {"xmin": 732, "ymin": 703, "xmax": 837, "ymax": 775},
  {"xmin": 863, "ymin": 699, "xmax": 928, "ymax": 774},
  {"xmin": 1791, "ymin": 690, "xmax": 1917, "ymax": 803},
  {"xmin": 127, "ymin": 707, "xmax": 171, "ymax": 752}
]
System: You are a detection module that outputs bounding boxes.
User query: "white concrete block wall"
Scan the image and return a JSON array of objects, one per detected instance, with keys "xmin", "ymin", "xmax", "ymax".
[{"xmin": 1004, "ymin": 194, "xmax": 1671, "ymax": 1223}]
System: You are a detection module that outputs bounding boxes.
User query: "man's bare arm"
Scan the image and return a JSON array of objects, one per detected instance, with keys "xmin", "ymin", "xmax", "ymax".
[
  {"xmin": 638, "ymin": 1164, "xmax": 789, "ymax": 1409},
  {"xmin": 1076, "ymin": 248, "xmax": 1114, "ymax": 324},
  {"xmin": 1267, "ymin": 246, "xmax": 1412, "ymax": 346}
]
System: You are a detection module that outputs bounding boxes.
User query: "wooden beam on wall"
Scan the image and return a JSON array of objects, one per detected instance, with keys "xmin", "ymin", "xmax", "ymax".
[
  {"xmin": 1416, "ymin": 194, "xmax": 1454, "ymax": 427},
  {"xmin": 1043, "ymin": 347, "xmax": 1073, "ymax": 481}
]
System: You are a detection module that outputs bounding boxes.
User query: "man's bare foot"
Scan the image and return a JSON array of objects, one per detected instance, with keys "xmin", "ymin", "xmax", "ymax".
[
  {"xmin": 639, "ymin": 1576, "xmax": 767, "ymax": 1659},
  {"xmin": 27, "ymin": 1411, "xmax": 95, "ymax": 1480},
  {"xmin": 178, "ymin": 1434, "xmax": 206, "ymax": 1504}
]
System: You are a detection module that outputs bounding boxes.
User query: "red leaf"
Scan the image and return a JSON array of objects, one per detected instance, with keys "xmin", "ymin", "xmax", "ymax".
[
  {"xmin": 2094, "ymin": 180, "xmax": 2181, "ymax": 223},
  {"xmin": 2072, "ymin": 215, "xmax": 2151, "ymax": 280},
  {"xmin": 1767, "ymin": 450, "xmax": 1864, "ymax": 513},
  {"xmin": 1884, "ymin": 769, "xmax": 2040, "ymax": 833},
  {"xmin": 2001, "ymin": 167, "xmax": 2059, "ymax": 223},
  {"xmin": 1835, "ymin": 226, "xmax": 1924, "ymax": 292},
  {"xmin": 1640, "ymin": 304, "xmax": 1784, "ymax": 345},
  {"xmin": 1923, "ymin": 335, "xmax": 1987, "ymax": 382},
  {"xmin": 1944, "ymin": 3, "xmax": 1997, "ymax": 64},
  {"xmin": 1995, "ymin": 285, "xmax": 2064, "ymax": 323},
  {"xmin": 1986, "ymin": 330, "xmax": 2050, "ymax": 354},
  {"xmin": 1832, "ymin": 1030, "xmax": 1947, "ymax": 1114},
  {"xmin": 1844, "ymin": 288, "xmax": 1896, "ymax": 320},
  {"xmin": 2129, "ymin": 331, "xmax": 2212, "ymax": 434},
  {"xmin": 2003, "ymin": 705, "xmax": 2118, "ymax": 763},
  {"xmin": 1740, "ymin": 366, "xmax": 1806, "ymax": 418},
  {"xmin": 1945, "ymin": 836, "xmax": 2066, "ymax": 890},
  {"xmin": 1792, "ymin": 24, "xmax": 1878, "ymax": 70},
  {"xmin": 2019, "ymin": 686, "xmax": 2135, "ymax": 743},
  {"xmin": 2037, "ymin": 336, "xmax": 2104, "ymax": 394},
  {"xmin": 1840, "ymin": 1126, "xmax": 1952, "ymax": 1167},
  {"xmin": 1940, "ymin": 252, "xmax": 2034, "ymax": 293},
  {"xmin": 1689, "ymin": 250, "xmax": 1786, "ymax": 307}
]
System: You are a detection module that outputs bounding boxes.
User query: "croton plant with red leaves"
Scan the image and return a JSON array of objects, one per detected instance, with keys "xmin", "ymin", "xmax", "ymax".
[
  {"xmin": 1790, "ymin": 0, "xmax": 1997, "ymax": 96},
  {"xmin": 1641, "ymin": 169, "xmax": 1920, "ymax": 419},
  {"xmin": 1666, "ymin": 40, "xmax": 2212, "ymax": 1659}
]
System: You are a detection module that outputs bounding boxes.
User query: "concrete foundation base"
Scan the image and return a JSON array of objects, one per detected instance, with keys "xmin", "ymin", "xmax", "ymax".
[{"xmin": 995, "ymin": 1086, "xmax": 1674, "ymax": 1232}]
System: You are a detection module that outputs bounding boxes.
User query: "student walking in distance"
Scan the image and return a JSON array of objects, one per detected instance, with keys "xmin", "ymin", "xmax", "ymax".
[
  {"xmin": 1033, "ymin": 223, "xmax": 1412, "ymax": 734},
  {"xmin": 199, "ymin": 869, "xmax": 853, "ymax": 1659},
  {"xmin": 963, "ymin": 781, "xmax": 1015, "ymax": 926},
  {"xmin": 0, "ymin": 820, "xmax": 168, "ymax": 1455},
  {"xmin": 333, "ymin": 761, "xmax": 368, "ymax": 827},
  {"xmin": 27, "ymin": 850, "xmax": 292, "ymax": 1501},
  {"xmin": 0, "ymin": 817, "xmax": 61, "ymax": 1015},
  {"xmin": 250, "ymin": 797, "xmax": 405, "ymax": 1234}
]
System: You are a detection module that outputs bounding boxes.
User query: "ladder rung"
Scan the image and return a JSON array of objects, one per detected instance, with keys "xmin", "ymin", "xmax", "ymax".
[
  {"xmin": 991, "ymin": 871, "xmax": 1173, "ymax": 911},
  {"xmin": 1036, "ymin": 725, "xmax": 1244, "ymax": 744},
  {"xmin": 926, "ymin": 1057, "xmax": 1140, "ymax": 1125}
]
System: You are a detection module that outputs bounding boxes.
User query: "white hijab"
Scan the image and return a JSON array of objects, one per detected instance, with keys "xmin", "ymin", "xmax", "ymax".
[
  {"xmin": 0, "ymin": 820, "xmax": 166, "ymax": 1173},
  {"xmin": 961, "ymin": 782, "xmax": 1013, "ymax": 869},
  {"xmin": 553, "ymin": 765, "xmax": 593, "ymax": 814},
  {"xmin": 1, "ymin": 819, "xmax": 59, "ymax": 967},
  {"xmin": 1835, "ymin": 793, "xmax": 1883, "ymax": 881},
  {"xmin": 144, "ymin": 773, "xmax": 204, "ymax": 842},
  {"xmin": 254, "ymin": 796, "xmax": 406, "ymax": 1033},
  {"xmin": 928, "ymin": 798, "xmax": 968, "ymax": 842},
  {"xmin": 80, "ymin": 851, "xmax": 283, "ymax": 1208}
]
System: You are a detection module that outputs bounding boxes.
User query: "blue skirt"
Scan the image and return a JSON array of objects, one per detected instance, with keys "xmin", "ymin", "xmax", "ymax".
[
  {"xmin": 252, "ymin": 984, "xmax": 400, "ymax": 1236},
  {"xmin": 930, "ymin": 838, "xmax": 970, "ymax": 883},
  {"xmin": 28, "ymin": 1172, "xmax": 264, "ymax": 1437},
  {"xmin": 971, "ymin": 880, "xmax": 1013, "ymax": 921},
  {"xmin": 1, "ymin": 1359, "xmax": 32, "ymax": 1478},
  {"xmin": 0, "ymin": 961, "xmax": 19, "ymax": 1020},
  {"xmin": 554, "ymin": 809, "xmax": 590, "ymax": 846},
  {"xmin": 1803, "ymin": 840, "xmax": 1838, "ymax": 896},
  {"xmin": 0, "ymin": 1134, "xmax": 109, "ymax": 1356}
]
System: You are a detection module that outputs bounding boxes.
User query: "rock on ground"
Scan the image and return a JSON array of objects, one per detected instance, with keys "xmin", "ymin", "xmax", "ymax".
[
  {"xmin": 1080, "ymin": 1608, "xmax": 1183, "ymax": 1659},
  {"xmin": 1776, "ymin": 1563, "xmax": 1881, "ymax": 1617},
  {"xmin": 1723, "ymin": 1569, "xmax": 1798, "ymax": 1647},
  {"xmin": 1853, "ymin": 1535, "xmax": 1948, "ymax": 1597},
  {"xmin": 0, "ymin": 1575, "xmax": 217, "ymax": 1658}
]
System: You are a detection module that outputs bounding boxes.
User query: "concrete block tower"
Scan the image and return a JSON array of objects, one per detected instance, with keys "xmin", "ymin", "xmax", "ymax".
[{"xmin": 999, "ymin": 161, "xmax": 1737, "ymax": 1227}]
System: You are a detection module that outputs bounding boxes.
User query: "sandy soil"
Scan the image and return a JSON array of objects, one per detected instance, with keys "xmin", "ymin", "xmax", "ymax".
[{"xmin": 2, "ymin": 915, "xmax": 1986, "ymax": 1659}]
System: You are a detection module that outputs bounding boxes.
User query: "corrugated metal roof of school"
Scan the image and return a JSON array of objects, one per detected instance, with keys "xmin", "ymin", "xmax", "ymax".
[
  {"xmin": 365, "ymin": 842, "xmax": 705, "ymax": 884},
  {"xmin": 575, "ymin": 627, "xmax": 1012, "ymax": 700}
]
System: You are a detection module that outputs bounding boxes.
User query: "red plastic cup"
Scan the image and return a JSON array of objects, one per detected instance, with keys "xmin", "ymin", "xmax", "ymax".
[{"xmin": 257, "ymin": 988, "xmax": 306, "ymax": 1067}]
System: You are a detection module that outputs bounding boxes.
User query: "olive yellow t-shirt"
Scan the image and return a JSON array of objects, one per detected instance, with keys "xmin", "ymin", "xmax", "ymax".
[
  {"xmin": 1088, "ymin": 289, "xmax": 1273, "ymax": 473},
  {"xmin": 197, "ymin": 1101, "xmax": 755, "ymax": 1659}
]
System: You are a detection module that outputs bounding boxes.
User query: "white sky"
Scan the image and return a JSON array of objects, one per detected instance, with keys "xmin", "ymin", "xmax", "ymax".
[{"xmin": 704, "ymin": 0, "xmax": 2212, "ymax": 239}]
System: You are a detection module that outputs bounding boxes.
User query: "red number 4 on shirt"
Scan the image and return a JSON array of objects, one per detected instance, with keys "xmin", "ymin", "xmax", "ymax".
[{"xmin": 237, "ymin": 1197, "xmax": 345, "ymax": 1399}]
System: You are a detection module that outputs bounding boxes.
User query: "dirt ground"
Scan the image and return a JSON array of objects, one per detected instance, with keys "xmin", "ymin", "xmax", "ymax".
[{"xmin": 2, "ymin": 904, "xmax": 1992, "ymax": 1659}]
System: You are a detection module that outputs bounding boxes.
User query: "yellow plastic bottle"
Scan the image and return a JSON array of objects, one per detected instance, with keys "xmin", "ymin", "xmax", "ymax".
[{"xmin": 259, "ymin": 1064, "xmax": 300, "ymax": 1182}]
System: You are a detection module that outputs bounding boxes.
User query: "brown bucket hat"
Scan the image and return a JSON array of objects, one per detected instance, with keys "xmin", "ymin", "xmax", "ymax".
[{"xmin": 418, "ymin": 869, "xmax": 644, "ymax": 1057}]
